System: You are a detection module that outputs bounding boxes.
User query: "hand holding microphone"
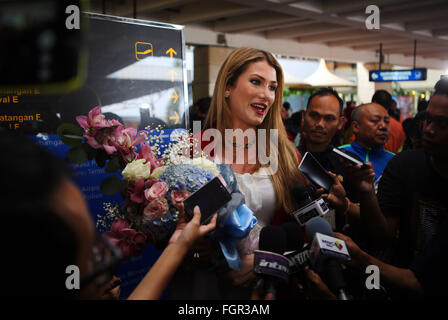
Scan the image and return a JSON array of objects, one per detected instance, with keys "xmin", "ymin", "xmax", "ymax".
[
  {"xmin": 333, "ymin": 232, "xmax": 366, "ymax": 269},
  {"xmin": 291, "ymin": 184, "xmax": 331, "ymax": 227},
  {"xmin": 252, "ymin": 225, "xmax": 290, "ymax": 300},
  {"xmin": 305, "ymin": 217, "xmax": 351, "ymax": 300}
]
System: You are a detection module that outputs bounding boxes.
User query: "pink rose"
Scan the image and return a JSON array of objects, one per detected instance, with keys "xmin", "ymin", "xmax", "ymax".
[
  {"xmin": 145, "ymin": 179, "xmax": 159, "ymax": 188},
  {"xmin": 143, "ymin": 197, "xmax": 168, "ymax": 220},
  {"xmin": 170, "ymin": 190, "xmax": 190, "ymax": 209},
  {"xmin": 144, "ymin": 181, "xmax": 168, "ymax": 201}
]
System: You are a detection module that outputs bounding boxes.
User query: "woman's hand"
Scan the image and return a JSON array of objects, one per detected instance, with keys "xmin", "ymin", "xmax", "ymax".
[{"xmin": 169, "ymin": 203, "xmax": 217, "ymax": 249}]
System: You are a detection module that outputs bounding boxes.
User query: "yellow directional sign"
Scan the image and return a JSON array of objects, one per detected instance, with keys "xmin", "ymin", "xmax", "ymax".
[
  {"xmin": 166, "ymin": 48, "xmax": 177, "ymax": 59},
  {"xmin": 169, "ymin": 111, "xmax": 180, "ymax": 124},
  {"xmin": 168, "ymin": 70, "xmax": 178, "ymax": 82},
  {"xmin": 170, "ymin": 89, "xmax": 179, "ymax": 104},
  {"xmin": 135, "ymin": 42, "xmax": 153, "ymax": 60}
]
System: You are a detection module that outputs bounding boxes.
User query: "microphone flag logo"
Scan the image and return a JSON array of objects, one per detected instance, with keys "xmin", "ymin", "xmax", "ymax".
[{"xmin": 334, "ymin": 241, "xmax": 343, "ymax": 251}]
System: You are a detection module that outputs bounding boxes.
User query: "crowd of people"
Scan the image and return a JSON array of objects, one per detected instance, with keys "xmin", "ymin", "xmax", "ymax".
[{"xmin": 2, "ymin": 46, "xmax": 447, "ymax": 300}]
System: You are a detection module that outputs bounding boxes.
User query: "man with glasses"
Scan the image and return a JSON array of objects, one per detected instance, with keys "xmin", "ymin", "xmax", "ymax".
[{"xmin": 347, "ymin": 79, "xmax": 448, "ymax": 279}]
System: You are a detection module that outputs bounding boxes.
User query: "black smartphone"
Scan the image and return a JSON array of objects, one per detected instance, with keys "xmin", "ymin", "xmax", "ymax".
[
  {"xmin": 298, "ymin": 152, "xmax": 334, "ymax": 192},
  {"xmin": 183, "ymin": 177, "xmax": 232, "ymax": 224},
  {"xmin": 332, "ymin": 148, "xmax": 368, "ymax": 168}
]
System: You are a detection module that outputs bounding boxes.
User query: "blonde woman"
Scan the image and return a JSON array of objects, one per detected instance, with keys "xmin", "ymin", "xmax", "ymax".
[
  {"xmin": 170, "ymin": 48, "xmax": 305, "ymax": 299},
  {"xmin": 202, "ymin": 47, "xmax": 303, "ymax": 218}
]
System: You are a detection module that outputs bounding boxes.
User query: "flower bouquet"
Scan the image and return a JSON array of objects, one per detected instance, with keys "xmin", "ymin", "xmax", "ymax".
[{"xmin": 57, "ymin": 107, "xmax": 257, "ymax": 269}]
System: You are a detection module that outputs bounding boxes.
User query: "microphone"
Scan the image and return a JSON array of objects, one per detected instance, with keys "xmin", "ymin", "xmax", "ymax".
[
  {"xmin": 281, "ymin": 222, "xmax": 309, "ymax": 270},
  {"xmin": 305, "ymin": 217, "xmax": 350, "ymax": 300},
  {"xmin": 291, "ymin": 184, "xmax": 331, "ymax": 227},
  {"xmin": 253, "ymin": 225, "xmax": 290, "ymax": 299}
]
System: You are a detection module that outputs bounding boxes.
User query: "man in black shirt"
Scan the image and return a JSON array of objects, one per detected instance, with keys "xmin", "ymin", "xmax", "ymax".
[
  {"xmin": 298, "ymin": 88, "xmax": 363, "ymax": 231},
  {"xmin": 299, "ymin": 88, "xmax": 345, "ymax": 176},
  {"xmin": 355, "ymin": 78, "xmax": 448, "ymax": 269},
  {"xmin": 299, "ymin": 91, "xmax": 343, "ymax": 181}
]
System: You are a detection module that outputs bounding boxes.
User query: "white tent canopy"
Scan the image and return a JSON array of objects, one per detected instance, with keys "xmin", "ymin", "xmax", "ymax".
[
  {"xmin": 283, "ymin": 71, "xmax": 310, "ymax": 88},
  {"xmin": 304, "ymin": 59, "xmax": 356, "ymax": 87}
]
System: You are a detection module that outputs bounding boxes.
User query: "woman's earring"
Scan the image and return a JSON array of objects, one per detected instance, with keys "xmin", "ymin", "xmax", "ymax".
[{"xmin": 224, "ymin": 92, "xmax": 230, "ymax": 98}]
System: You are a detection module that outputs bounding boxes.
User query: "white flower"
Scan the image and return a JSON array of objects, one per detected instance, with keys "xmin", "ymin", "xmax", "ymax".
[
  {"xmin": 150, "ymin": 166, "xmax": 167, "ymax": 179},
  {"xmin": 190, "ymin": 157, "xmax": 219, "ymax": 176},
  {"xmin": 122, "ymin": 159, "xmax": 152, "ymax": 182}
]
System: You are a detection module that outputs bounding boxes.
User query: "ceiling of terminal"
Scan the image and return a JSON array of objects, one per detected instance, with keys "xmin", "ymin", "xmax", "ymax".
[{"xmin": 89, "ymin": 0, "xmax": 448, "ymax": 64}]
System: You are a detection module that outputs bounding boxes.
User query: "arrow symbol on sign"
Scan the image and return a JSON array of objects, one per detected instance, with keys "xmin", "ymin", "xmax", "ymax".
[
  {"xmin": 170, "ymin": 89, "xmax": 179, "ymax": 104},
  {"xmin": 168, "ymin": 70, "xmax": 178, "ymax": 82},
  {"xmin": 166, "ymin": 48, "xmax": 177, "ymax": 59},
  {"xmin": 169, "ymin": 111, "xmax": 180, "ymax": 124}
]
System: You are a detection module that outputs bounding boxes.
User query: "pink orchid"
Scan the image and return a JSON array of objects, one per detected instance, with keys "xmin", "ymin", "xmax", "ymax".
[
  {"xmin": 137, "ymin": 142, "xmax": 161, "ymax": 170},
  {"xmin": 76, "ymin": 107, "xmax": 109, "ymax": 131},
  {"xmin": 81, "ymin": 124, "xmax": 119, "ymax": 154},
  {"xmin": 84, "ymin": 133, "xmax": 103, "ymax": 149},
  {"xmin": 113, "ymin": 127, "xmax": 147, "ymax": 153},
  {"xmin": 104, "ymin": 218, "xmax": 147, "ymax": 261}
]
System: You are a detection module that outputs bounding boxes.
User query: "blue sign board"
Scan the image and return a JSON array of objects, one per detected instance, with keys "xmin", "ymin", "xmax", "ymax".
[{"xmin": 369, "ymin": 69, "xmax": 427, "ymax": 82}]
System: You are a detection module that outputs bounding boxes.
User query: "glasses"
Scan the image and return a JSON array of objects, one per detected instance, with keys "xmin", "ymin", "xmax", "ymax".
[{"xmin": 80, "ymin": 232, "xmax": 122, "ymax": 288}]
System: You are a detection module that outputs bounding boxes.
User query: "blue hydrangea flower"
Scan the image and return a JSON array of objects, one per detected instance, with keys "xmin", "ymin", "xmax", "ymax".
[{"xmin": 158, "ymin": 163, "xmax": 215, "ymax": 193}]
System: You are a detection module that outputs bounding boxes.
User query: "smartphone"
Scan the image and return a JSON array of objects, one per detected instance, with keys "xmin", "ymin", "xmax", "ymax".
[
  {"xmin": 332, "ymin": 148, "xmax": 368, "ymax": 168},
  {"xmin": 298, "ymin": 152, "xmax": 334, "ymax": 192},
  {"xmin": 183, "ymin": 177, "xmax": 232, "ymax": 224}
]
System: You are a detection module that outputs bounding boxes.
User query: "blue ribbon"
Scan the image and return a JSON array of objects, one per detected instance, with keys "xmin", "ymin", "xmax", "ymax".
[{"xmin": 217, "ymin": 204, "xmax": 258, "ymax": 270}]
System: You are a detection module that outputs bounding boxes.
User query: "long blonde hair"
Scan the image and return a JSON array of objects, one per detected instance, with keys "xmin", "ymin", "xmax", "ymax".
[{"xmin": 204, "ymin": 47, "xmax": 304, "ymax": 214}]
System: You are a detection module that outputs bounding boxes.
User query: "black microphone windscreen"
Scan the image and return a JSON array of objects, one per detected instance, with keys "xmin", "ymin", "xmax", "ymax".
[
  {"xmin": 305, "ymin": 217, "xmax": 333, "ymax": 241},
  {"xmin": 259, "ymin": 225, "xmax": 287, "ymax": 254},
  {"xmin": 291, "ymin": 184, "xmax": 309, "ymax": 200},
  {"xmin": 280, "ymin": 222, "xmax": 304, "ymax": 251}
]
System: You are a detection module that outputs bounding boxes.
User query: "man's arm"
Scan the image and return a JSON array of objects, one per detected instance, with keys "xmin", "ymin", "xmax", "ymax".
[
  {"xmin": 358, "ymin": 188, "xmax": 397, "ymax": 245},
  {"xmin": 342, "ymin": 162, "xmax": 396, "ymax": 245},
  {"xmin": 334, "ymin": 233, "xmax": 424, "ymax": 296}
]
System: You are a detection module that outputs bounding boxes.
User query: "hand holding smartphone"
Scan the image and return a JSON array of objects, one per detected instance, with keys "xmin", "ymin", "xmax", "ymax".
[
  {"xmin": 183, "ymin": 177, "xmax": 232, "ymax": 224},
  {"xmin": 332, "ymin": 148, "xmax": 368, "ymax": 169},
  {"xmin": 298, "ymin": 152, "xmax": 334, "ymax": 192}
]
